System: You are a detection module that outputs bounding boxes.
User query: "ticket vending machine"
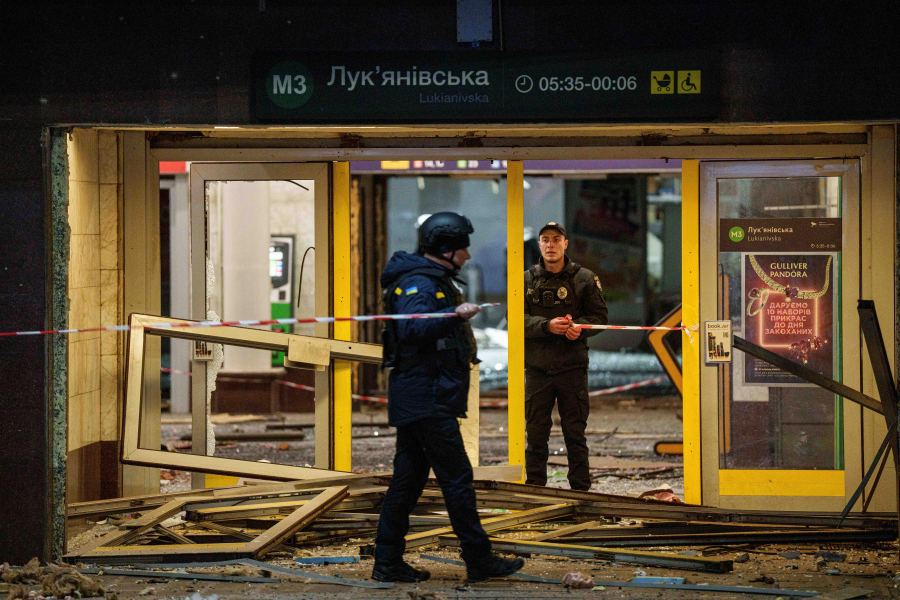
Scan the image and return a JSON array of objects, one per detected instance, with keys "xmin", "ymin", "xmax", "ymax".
[{"xmin": 270, "ymin": 235, "xmax": 294, "ymax": 366}]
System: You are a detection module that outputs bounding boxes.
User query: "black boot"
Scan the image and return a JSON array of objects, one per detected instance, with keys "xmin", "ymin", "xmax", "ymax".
[
  {"xmin": 372, "ymin": 560, "xmax": 431, "ymax": 583},
  {"xmin": 465, "ymin": 553, "xmax": 525, "ymax": 583}
]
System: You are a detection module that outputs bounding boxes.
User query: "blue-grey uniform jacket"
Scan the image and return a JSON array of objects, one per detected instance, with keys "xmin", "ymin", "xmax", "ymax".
[{"xmin": 381, "ymin": 251, "xmax": 477, "ymax": 427}]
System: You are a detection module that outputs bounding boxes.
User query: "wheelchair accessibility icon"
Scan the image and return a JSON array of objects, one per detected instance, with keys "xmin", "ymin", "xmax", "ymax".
[{"xmin": 677, "ymin": 70, "xmax": 701, "ymax": 94}]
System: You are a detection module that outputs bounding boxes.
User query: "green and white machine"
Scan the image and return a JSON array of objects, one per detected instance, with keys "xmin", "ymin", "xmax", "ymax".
[{"xmin": 270, "ymin": 235, "xmax": 294, "ymax": 366}]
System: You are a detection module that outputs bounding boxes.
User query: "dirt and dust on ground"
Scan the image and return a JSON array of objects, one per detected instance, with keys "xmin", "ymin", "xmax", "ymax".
[
  {"xmin": 51, "ymin": 395, "xmax": 900, "ymax": 599},
  {"xmin": 157, "ymin": 394, "xmax": 687, "ymax": 499}
]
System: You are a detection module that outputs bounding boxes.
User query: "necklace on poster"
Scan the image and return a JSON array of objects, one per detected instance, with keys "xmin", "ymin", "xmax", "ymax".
[{"xmin": 745, "ymin": 255, "xmax": 833, "ymax": 317}]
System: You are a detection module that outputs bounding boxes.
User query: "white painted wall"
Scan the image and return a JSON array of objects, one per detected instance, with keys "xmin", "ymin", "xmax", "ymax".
[{"xmin": 219, "ymin": 180, "xmax": 272, "ymax": 372}]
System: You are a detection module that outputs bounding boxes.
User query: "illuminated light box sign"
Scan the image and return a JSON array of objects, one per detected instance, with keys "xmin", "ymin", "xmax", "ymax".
[
  {"xmin": 349, "ymin": 159, "xmax": 681, "ymax": 174},
  {"xmin": 253, "ymin": 53, "xmax": 718, "ymax": 123},
  {"xmin": 720, "ymin": 218, "xmax": 841, "ymax": 253},
  {"xmin": 742, "ymin": 252, "xmax": 836, "ymax": 385}
]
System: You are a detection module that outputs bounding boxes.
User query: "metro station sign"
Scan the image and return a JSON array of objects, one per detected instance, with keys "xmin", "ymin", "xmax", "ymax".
[{"xmin": 254, "ymin": 52, "xmax": 718, "ymax": 123}]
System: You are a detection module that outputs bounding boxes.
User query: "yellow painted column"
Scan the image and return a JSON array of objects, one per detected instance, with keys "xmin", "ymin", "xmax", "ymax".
[
  {"xmin": 332, "ymin": 162, "xmax": 352, "ymax": 471},
  {"xmin": 681, "ymin": 160, "xmax": 702, "ymax": 504},
  {"xmin": 506, "ymin": 161, "xmax": 525, "ymax": 477}
]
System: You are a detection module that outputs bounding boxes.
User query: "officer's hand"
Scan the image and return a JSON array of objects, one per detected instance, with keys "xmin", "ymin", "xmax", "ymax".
[
  {"xmin": 565, "ymin": 323, "xmax": 582, "ymax": 340},
  {"xmin": 548, "ymin": 316, "xmax": 571, "ymax": 335},
  {"xmin": 455, "ymin": 303, "xmax": 481, "ymax": 320}
]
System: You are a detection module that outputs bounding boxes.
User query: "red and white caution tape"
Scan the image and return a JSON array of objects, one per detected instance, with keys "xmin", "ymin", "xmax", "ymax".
[
  {"xmin": 0, "ymin": 324, "xmax": 133, "ymax": 337},
  {"xmin": 478, "ymin": 398, "xmax": 509, "ymax": 408},
  {"xmin": 577, "ymin": 324, "xmax": 688, "ymax": 332},
  {"xmin": 161, "ymin": 369, "xmax": 390, "ymax": 405},
  {"xmin": 577, "ymin": 323, "xmax": 696, "ymax": 342},
  {"xmin": 588, "ymin": 375, "xmax": 669, "ymax": 398},
  {"xmin": 274, "ymin": 379, "xmax": 389, "ymax": 405},
  {"xmin": 0, "ymin": 303, "xmax": 502, "ymax": 338},
  {"xmin": 161, "ymin": 367, "xmax": 192, "ymax": 377},
  {"xmin": 0, "ymin": 306, "xmax": 697, "ymax": 343}
]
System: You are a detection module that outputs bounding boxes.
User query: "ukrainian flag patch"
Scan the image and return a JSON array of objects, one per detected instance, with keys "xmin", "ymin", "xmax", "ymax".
[
  {"xmin": 404, "ymin": 286, "xmax": 418, "ymax": 295},
  {"xmin": 435, "ymin": 291, "xmax": 446, "ymax": 299}
]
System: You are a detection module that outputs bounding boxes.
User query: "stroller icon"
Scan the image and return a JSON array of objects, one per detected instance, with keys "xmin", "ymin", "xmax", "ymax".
[{"xmin": 653, "ymin": 73, "xmax": 672, "ymax": 92}]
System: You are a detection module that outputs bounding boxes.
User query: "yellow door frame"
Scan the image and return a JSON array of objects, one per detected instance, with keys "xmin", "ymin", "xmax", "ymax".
[
  {"xmin": 692, "ymin": 157, "xmax": 883, "ymax": 511},
  {"xmin": 134, "ymin": 126, "xmax": 888, "ymax": 501},
  {"xmin": 331, "ymin": 162, "xmax": 353, "ymax": 471},
  {"xmin": 681, "ymin": 159, "xmax": 702, "ymax": 504},
  {"xmin": 506, "ymin": 161, "xmax": 526, "ymax": 475}
]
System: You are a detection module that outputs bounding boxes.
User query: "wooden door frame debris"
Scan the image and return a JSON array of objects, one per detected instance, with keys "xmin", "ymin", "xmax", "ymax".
[
  {"xmin": 66, "ymin": 486, "xmax": 348, "ymax": 563},
  {"xmin": 122, "ymin": 313, "xmax": 521, "ymax": 482},
  {"xmin": 67, "ymin": 478, "xmax": 895, "ymax": 574},
  {"xmin": 439, "ymin": 536, "xmax": 735, "ymax": 573},
  {"xmin": 123, "ymin": 313, "xmax": 382, "ymax": 480},
  {"xmin": 58, "ymin": 301, "xmax": 897, "ymax": 579}
]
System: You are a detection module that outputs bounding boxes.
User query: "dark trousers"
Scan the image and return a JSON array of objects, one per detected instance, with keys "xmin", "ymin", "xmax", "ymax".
[
  {"xmin": 525, "ymin": 368, "xmax": 591, "ymax": 490},
  {"xmin": 374, "ymin": 416, "xmax": 491, "ymax": 565}
]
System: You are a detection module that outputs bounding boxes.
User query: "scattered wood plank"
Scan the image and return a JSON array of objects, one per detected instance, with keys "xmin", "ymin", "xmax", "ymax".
[
  {"xmin": 549, "ymin": 527, "xmax": 896, "ymax": 547},
  {"xmin": 530, "ymin": 519, "xmax": 604, "ymax": 541},
  {"xmin": 180, "ymin": 430, "xmax": 308, "ymax": 442},
  {"xmin": 405, "ymin": 503, "xmax": 575, "ymax": 549},
  {"xmin": 472, "ymin": 480, "xmax": 678, "ymax": 506},
  {"xmin": 576, "ymin": 501, "xmax": 896, "ymax": 528},
  {"xmin": 66, "ymin": 472, "xmax": 387, "ymax": 520},
  {"xmin": 594, "ymin": 578, "xmax": 816, "ymax": 597},
  {"xmin": 78, "ymin": 566, "xmax": 276, "ymax": 584},
  {"xmin": 68, "ymin": 488, "xmax": 224, "ymax": 520},
  {"xmin": 441, "ymin": 537, "xmax": 733, "ymax": 573},
  {"xmin": 547, "ymin": 455, "xmax": 679, "ymax": 471},
  {"xmin": 470, "ymin": 464, "xmax": 523, "ymax": 482},
  {"xmin": 154, "ymin": 525, "xmax": 196, "ymax": 545},
  {"xmin": 251, "ymin": 487, "xmax": 348, "ymax": 557},
  {"xmin": 161, "ymin": 413, "xmax": 270, "ymax": 425},
  {"xmin": 117, "ymin": 559, "xmax": 393, "ymax": 590},
  {"xmin": 192, "ymin": 521, "xmax": 294, "ymax": 553},
  {"xmin": 65, "ymin": 486, "xmax": 348, "ymax": 564},
  {"xmin": 66, "ymin": 463, "xmax": 896, "ymax": 582},
  {"xmin": 187, "ymin": 499, "xmax": 312, "ymax": 522}
]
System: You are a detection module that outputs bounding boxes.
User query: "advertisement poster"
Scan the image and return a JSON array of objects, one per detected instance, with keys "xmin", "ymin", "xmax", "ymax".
[{"xmin": 742, "ymin": 252, "xmax": 836, "ymax": 385}]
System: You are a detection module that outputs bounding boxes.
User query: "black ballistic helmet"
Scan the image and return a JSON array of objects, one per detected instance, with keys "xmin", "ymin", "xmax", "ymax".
[{"xmin": 417, "ymin": 211, "xmax": 474, "ymax": 255}]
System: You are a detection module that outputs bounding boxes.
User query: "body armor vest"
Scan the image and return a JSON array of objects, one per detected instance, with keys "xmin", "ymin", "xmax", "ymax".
[
  {"xmin": 527, "ymin": 264, "xmax": 580, "ymax": 318},
  {"xmin": 382, "ymin": 266, "xmax": 474, "ymax": 370}
]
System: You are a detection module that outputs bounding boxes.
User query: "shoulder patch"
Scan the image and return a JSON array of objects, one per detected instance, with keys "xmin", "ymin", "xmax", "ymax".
[
  {"xmin": 405, "ymin": 286, "xmax": 418, "ymax": 295},
  {"xmin": 394, "ymin": 287, "xmax": 403, "ymax": 296},
  {"xmin": 435, "ymin": 291, "xmax": 446, "ymax": 299}
]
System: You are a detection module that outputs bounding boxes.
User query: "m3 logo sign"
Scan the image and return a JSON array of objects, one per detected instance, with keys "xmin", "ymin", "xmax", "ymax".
[{"xmin": 266, "ymin": 61, "xmax": 314, "ymax": 108}]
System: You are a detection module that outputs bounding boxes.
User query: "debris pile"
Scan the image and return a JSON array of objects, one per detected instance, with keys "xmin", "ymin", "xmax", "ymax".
[
  {"xmin": 60, "ymin": 474, "xmax": 896, "ymax": 593},
  {"xmin": 1, "ymin": 558, "xmax": 106, "ymax": 599}
]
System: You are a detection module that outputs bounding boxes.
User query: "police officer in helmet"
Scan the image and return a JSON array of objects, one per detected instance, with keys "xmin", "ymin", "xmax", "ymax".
[
  {"xmin": 524, "ymin": 222, "xmax": 608, "ymax": 490},
  {"xmin": 373, "ymin": 211, "xmax": 525, "ymax": 583}
]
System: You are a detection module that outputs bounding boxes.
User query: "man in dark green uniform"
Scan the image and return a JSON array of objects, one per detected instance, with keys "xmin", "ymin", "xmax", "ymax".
[{"xmin": 524, "ymin": 222, "xmax": 608, "ymax": 490}]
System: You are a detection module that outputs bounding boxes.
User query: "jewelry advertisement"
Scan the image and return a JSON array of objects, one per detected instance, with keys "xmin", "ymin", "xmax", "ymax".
[{"xmin": 742, "ymin": 252, "xmax": 836, "ymax": 385}]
